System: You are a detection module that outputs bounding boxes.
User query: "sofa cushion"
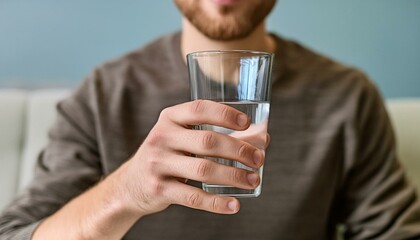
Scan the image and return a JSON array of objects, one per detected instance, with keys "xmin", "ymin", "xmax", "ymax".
[
  {"xmin": 0, "ymin": 90, "xmax": 27, "ymax": 210},
  {"xmin": 387, "ymin": 99, "xmax": 420, "ymax": 189}
]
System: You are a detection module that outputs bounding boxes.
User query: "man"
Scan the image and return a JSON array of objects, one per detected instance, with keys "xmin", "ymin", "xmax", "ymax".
[{"xmin": 1, "ymin": 0, "xmax": 420, "ymax": 239}]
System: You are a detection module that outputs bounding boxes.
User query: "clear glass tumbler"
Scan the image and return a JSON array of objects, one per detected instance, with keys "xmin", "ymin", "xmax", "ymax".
[{"xmin": 187, "ymin": 50, "xmax": 274, "ymax": 197}]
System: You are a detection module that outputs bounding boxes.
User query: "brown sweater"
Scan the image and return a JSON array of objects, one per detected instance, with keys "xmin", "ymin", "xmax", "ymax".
[{"xmin": 1, "ymin": 32, "xmax": 420, "ymax": 240}]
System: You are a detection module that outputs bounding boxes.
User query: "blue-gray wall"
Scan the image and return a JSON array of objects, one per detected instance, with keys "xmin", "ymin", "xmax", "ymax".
[{"xmin": 1, "ymin": 1, "xmax": 419, "ymax": 98}]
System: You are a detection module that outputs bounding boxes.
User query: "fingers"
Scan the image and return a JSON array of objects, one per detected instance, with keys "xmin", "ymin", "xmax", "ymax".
[
  {"xmin": 161, "ymin": 100, "xmax": 250, "ymax": 131},
  {"xmin": 165, "ymin": 180, "xmax": 240, "ymax": 214},
  {"xmin": 170, "ymin": 129, "xmax": 265, "ymax": 169},
  {"xmin": 160, "ymin": 155, "xmax": 260, "ymax": 190}
]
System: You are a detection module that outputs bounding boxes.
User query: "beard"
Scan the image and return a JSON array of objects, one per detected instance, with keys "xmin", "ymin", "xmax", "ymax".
[{"xmin": 174, "ymin": 0, "xmax": 276, "ymax": 41}]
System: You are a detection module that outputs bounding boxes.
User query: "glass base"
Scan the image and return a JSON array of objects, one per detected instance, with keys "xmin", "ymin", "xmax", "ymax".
[{"xmin": 202, "ymin": 184, "xmax": 261, "ymax": 198}]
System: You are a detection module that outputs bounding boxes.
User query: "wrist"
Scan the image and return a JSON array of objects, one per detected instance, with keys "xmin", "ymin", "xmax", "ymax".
[
  {"xmin": 80, "ymin": 163, "xmax": 143, "ymax": 239},
  {"xmin": 103, "ymin": 162, "xmax": 144, "ymax": 218}
]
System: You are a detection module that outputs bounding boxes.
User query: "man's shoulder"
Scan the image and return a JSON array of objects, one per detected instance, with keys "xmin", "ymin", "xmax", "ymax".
[{"xmin": 273, "ymin": 34, "xmax": 375, "ymax": 99}]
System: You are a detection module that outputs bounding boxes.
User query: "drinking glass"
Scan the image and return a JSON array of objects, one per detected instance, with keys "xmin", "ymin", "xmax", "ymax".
[{"xmin": 187, "ymin": 50, "xmax": 274, "ymax": 197}]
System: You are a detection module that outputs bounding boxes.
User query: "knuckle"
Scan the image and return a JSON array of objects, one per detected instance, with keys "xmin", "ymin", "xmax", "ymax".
[
  {"xmin": 187, "ymin": 192, "xmax": 201, "ymax": 208},
  {"xmin": 211, "ymin": 196, "xmax": 220, "ymax": 212},
  {"xmin": 237, "ymin": 143, "xmax": 248, "ymax": 159},
  {"xmin": 148, "ymin": 177, "xmax": 164, "ymax": 197},
  {"xmin": 196, "ymin": 160, "xmax": 211, "ymax": 177},
  {"xmin": 230, "ymin": 168, "xmax": 244, "ymax": 185},
  {"xmin": 144, "ymin": 154, "xmax": 162, "ymax": 173},
  {"xmin": 159, "ymin": 107, "xmax": 171, "ymax": 120},
  {"xmin": 201, "ymin": 132, "xmax": 216, "ymax": 149},
  {"xmin": 147, "ymin": 128, "xmax": 165, "ymax": 146},
  {"xmin": 220, "ymin": 105, "xmax": 231, "ymax": 122},
  {"xmin": 190, "ymin": 100, "xmax": 206, "ymax": 114}
]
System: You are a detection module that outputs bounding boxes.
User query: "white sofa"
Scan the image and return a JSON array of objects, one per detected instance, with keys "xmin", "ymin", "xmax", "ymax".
[{"xmin": 0, "ymin": 89, "xmax": 419, "ymax": 211}]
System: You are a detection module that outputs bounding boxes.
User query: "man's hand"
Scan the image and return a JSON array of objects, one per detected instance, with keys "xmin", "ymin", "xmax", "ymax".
[{"xmin": 119, "ymin": 100, "xmax": 267, "ymax": 215}]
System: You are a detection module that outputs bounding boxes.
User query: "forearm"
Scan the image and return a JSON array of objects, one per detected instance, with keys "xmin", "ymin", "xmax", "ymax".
[{"xmin": 32, "ymin": 162, "xmax": 142, "ymax": 240}]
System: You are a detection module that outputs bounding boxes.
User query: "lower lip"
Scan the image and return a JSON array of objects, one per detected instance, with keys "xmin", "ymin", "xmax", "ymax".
[{"xmin": 210, "ymin": 0, "xmax": 240, "ymax": 5}]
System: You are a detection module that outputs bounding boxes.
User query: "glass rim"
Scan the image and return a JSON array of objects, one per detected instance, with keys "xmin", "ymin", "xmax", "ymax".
[{"xmin": 187, "ymin": 50, "xmax": 274, "ymax": 58}]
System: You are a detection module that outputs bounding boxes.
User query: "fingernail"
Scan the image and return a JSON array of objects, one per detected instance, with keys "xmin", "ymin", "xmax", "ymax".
[
  {"xmin": 253, "ymin": 150, "xmax": 262, "ymax": 166},
  {"xmin": 247, "ymin": 173, "xmax": 259, "ymax": 186},
  {"xmin": 228, "ymin": 200, "xmax": 238, "ymax": 212},
  {"xmin": 237, "ymin": 114, "xmax": 248, "ymax": 127}
]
